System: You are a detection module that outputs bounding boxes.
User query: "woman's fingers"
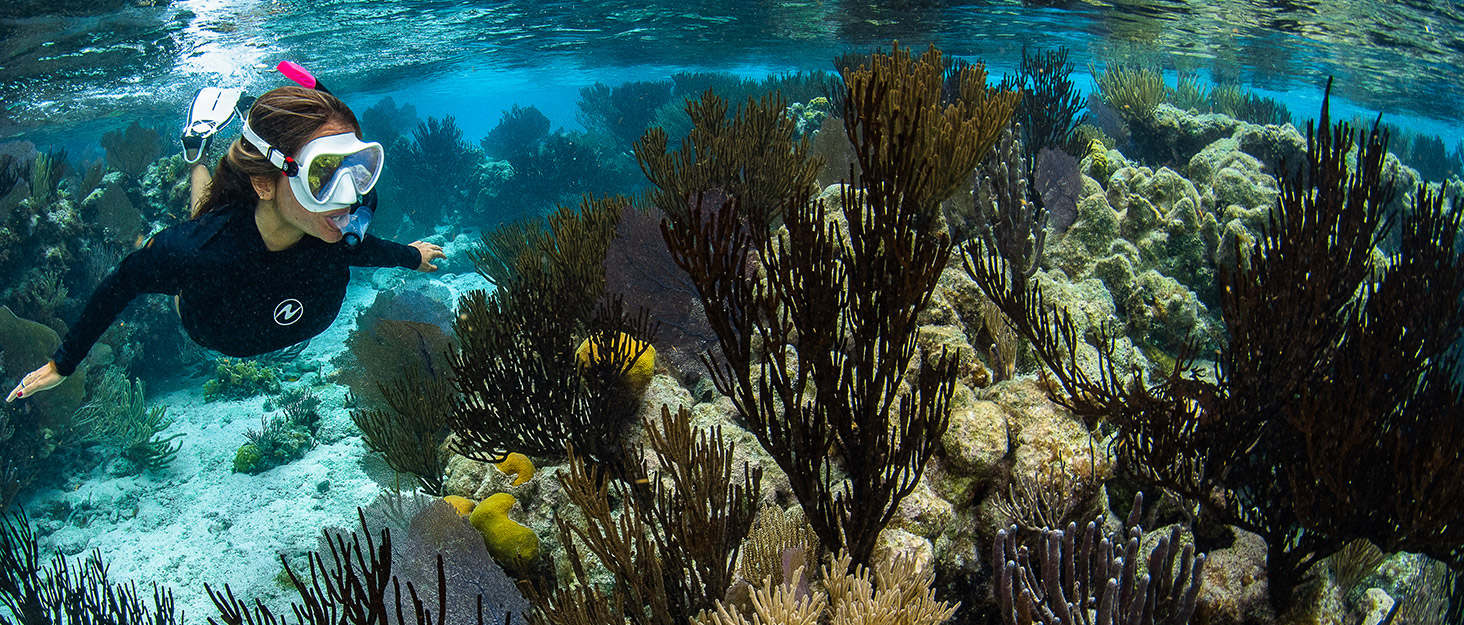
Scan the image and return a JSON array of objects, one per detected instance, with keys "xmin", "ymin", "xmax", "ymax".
[{"xmin": 6, "ymin": 363, "xmax": 63, "ymax": 402}]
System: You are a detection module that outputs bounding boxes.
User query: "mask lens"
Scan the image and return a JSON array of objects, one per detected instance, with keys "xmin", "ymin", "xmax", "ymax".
[
  {"xmin": 340, "ymin": 148, "xmax": 381, "ymax": 190},
  {"xmin": 305, "ymin": 146, "xmax": 382, "ymax": 201},
  {"xmin": 307, "ymin": 153, "xmax": 346, "ymax": 200}
]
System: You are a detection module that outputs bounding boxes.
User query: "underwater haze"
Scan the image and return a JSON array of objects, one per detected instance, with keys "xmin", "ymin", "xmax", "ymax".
[{"xmin": 1, "ymin": 1, "xmax": 1463, "ymax": 625}]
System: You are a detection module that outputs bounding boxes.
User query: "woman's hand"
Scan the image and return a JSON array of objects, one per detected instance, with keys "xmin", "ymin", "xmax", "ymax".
[
  {"xmin": 6, "ymin": 361, "xmax": 66, "ymax": 403},
  {"xmin": 410, "ymin": 241, "xmax": 445, "ymax": 272}
]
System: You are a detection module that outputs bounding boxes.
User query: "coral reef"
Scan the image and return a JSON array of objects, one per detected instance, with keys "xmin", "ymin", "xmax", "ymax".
[
  {"xmin": 735, "ymin": 504, "xmax": 821, "ymax": 591},
  {"xmin": 385, "ymin": 115, "xmax": 486, "ymax": 234},
  {"xmin": 202, "ymin": 357, "xmax": 282, "ymax": 402},
  {"xmin": 578, "ymin": 80, "xmax": 675, "ymax": 152},
  {"xmin": 99, "ymin": 121, "xmax": 161, "ymax": 181},
  {"xmin": 450, "ymin": 196, "xmax": 654, "ymax": 475},
  {"xmin": 231, "ymin": 387, "xmax": 320, "ymax": 474},
  {"xmin": 655, "ymin": 43, "xmax": 1018, "ymax": 571},
  {"xmin": 1127, "ymin": 104, "xmax": 1306, "ymax": 174},
  {"xmin": 636, "ymin": 88, "xmax": 821, "ymax": 231},
  {"xmin": 969, "ymin": 79, "xmax": 1464, "ymax": 607},
  {"xmin": 696, "ymin": 551, "xmax": 957, "ymax": 625},
  {"xmin": 1006, "ymin": 46, "xmax": 1086, "ymax": 157},
  {"xmin": 1095, "ymin": 65, "xmax": 1165, "ymax": 121},
  {"xmin": 359, "ymin": 96, "xmax": 421, "ymax": 149},
  {"xmin": 495, "ymin": 452, "xmax": 535, "ymax": 486},
  {"xmin": 0, "ymin": 305, "xmax": 89, "ymax": 505},
  {"xmin": 1209, "ymin": 85, "xmax": 1292, "ymax": 127},
  {"xmin": 338, "ymin": 314, "xmax": 453, "ymax": 411},
  {"xmin": 351, "ymin": 365, "xmax": 453, "ymax": 495},
  {"xmin": 575, "ymin": 330, "xmax": 656, "ymax": 394},
  {"xmin": 602, "ymin": 202, "xmax": 718, "ymax": 381},
  {"xmin": 482, "ymin": 104, "xmax": 552, "ymax": 160},
  {"xmin": 0, "ymin": 150, "xmax": 100, "ymax": 330},
  {"xmin": 482, "ymin": 108, "xmax": 637, "ymax": 226},
  {"xmin": 137, "ymin": 152, "xmax": 193, "ymax": 225}
]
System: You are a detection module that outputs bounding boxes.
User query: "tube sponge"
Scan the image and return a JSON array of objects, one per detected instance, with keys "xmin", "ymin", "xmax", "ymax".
[{"xmin": 468, "ymin": 493, "xmax": 539, "ymax": 569}]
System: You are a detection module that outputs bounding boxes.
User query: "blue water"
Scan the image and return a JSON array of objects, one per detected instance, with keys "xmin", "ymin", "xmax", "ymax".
[{"xmin": 3, "ymin": 0, "xmax": 1463, "ymax": 150}]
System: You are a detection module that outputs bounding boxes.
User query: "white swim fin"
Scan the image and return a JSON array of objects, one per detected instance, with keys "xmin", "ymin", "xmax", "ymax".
[{"xmin": 181, "ymin": 87, "xmax": 244, "ymax": 164}]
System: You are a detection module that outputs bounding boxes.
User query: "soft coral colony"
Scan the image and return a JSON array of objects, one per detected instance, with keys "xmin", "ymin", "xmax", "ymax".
[{"xmin": 2, "ymin": 41, "xmax": 1462, "ymax": 625}]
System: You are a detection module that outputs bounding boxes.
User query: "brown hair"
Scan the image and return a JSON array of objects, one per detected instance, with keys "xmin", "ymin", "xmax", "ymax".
[{"xmin": 193, "ymin": 86, "xmax": 361, "ymax": 218}]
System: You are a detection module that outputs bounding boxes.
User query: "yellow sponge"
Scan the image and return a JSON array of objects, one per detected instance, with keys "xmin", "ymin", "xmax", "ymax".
[
  {"xmin": 441, "ymin": 495, "xmax": 476, "ymax": 517},
  {"xmin": 469, "ymin": 493, "xmax": 539, "ymax": 569},
  {"xmin": 495, "ymin": 452, "xmax": 536, "ymax": 486},
  {"xmin": 575, "ymin": 332, "xmax": 656, "ymax": 394}
]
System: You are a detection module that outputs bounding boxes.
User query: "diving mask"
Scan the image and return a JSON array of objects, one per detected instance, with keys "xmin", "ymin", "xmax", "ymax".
[{"xmin": 241, "ymin": 120, "xmax": 385, "ymax": 213}]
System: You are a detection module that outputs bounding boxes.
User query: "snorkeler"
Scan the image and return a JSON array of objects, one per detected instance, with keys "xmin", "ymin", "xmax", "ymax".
[{"xmin": 5, "ymin": 85, "xmax": 445, "ymax": 403}]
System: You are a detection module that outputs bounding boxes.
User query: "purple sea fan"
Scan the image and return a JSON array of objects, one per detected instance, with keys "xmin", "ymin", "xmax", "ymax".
[
  {"xmin": 1035, "ymin": 147, "xmax": 1081, "ymax": 234},
  {"xmin": 603, "ymin": 201, "xmax": 719, "ymax": 382}
]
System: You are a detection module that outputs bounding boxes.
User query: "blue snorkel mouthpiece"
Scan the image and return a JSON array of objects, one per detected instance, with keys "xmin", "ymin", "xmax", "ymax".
[{"xmin": 334, "ymin": 188, "xmax": 376, "ymax": 246}]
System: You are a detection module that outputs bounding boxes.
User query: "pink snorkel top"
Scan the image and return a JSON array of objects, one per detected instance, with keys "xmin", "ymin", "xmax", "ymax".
[{"xmin": 276, "ymin": 60, "xmax": 330, "ymax": 93}]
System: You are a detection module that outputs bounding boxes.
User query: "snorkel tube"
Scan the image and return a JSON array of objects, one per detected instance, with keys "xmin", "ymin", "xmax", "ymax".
[
  {"xmin": 337, "ymin": 189, "xmax": 375, "ymax": 246},
  {"xmin": 276, "ymin": 60, "xmax": 375, "ymax": 246}
]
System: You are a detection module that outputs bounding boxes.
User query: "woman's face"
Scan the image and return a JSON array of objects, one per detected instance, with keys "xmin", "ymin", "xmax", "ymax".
[{"xmin": 271, "ymin": 119, "xmax": 358, "ymax": 244}]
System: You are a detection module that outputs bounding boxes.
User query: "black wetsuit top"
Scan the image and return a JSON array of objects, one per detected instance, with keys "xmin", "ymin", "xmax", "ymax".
[{"xmin": 51, "ymin": 203, "xmax": 420, "ymax": 376}]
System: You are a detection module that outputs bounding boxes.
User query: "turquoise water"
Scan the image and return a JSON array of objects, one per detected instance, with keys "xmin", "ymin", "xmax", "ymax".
[
  {"xmin": 1, "ymin": 0, "xmax": 1462, "ymax": 623},
  {"xmin": 4, "ymin": 0, "xmax": 1464, "ymax": 145}
]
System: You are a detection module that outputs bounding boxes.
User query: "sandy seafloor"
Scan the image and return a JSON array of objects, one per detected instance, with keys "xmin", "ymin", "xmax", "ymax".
[{"xmin": 18, "ymin": 244, "xmax": 491, "ymax": 622}]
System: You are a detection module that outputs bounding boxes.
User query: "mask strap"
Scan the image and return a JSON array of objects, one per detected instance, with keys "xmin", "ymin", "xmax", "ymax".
[{"xmin": 241, "ymin": 118, "xmax": 299, "ymax": 177}]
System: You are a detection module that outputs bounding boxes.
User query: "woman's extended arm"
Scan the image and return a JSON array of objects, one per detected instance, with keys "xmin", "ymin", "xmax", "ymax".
[
  {"xmin": 5, "ymin": 237, "xmax": 180, "ymax": 402},
  {"xmin": 348, "ymin": 236, "xmax": 444, "ymax": 272}
]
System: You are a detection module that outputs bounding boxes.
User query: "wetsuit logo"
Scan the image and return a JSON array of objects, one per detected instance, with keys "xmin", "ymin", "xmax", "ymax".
[{"xmin": 273, "ymin": 299, "xmax": 304, "ymax": 326}]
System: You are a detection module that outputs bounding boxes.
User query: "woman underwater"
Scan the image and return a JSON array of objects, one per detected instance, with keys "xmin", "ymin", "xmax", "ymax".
[{"xmin": 6, "ymin": 86, "xmax": 445, "ymax": 402}]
